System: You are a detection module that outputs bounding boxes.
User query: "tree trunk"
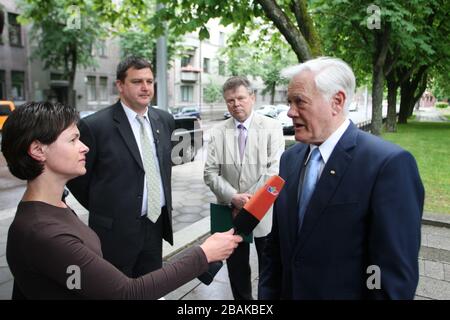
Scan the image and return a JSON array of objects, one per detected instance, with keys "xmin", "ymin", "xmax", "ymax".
[
  {"xmin": 370, "ymin": 24, "xmax": 390, "ymax": 136},
  {"xmin": 371, "ymin": 65, "xmax": 384, "ymax": 136},
  {"xmin": 290, "ymin": 0, "xmax": 322, "ymax": 56},
  {"xmin": 257, "ymin": 0, "xmax": 312, "ymax": 62},
  {"xmin": 399, "ymin": 66, "xmax": 428, "ymax": 122},
  {"xmin": 409, "ymin": 72, "xmax": 428, "ymax": 117},
  {"xmin": 270, "ymin": 83, "xmax": 275, "ymax": 105},
  {"xmin": 385, "ymin": 73, "xmax": 398, "ymax": 132},
  {"xmin": 68, "ymin": 45, "xmax": 77, "ymax": 108},
  {"xmin": 399, "ymin": 81, "xmax": 414, "ymax": 124}
]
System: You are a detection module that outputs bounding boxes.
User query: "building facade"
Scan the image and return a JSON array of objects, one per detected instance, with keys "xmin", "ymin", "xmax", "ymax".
[
  {"xmin": 167, "ymin": 19, "xmax": 288, "ymax": 116},
  {"xmin": 0, "ymin": 0, "xmax": 120, "ymax": 111}
]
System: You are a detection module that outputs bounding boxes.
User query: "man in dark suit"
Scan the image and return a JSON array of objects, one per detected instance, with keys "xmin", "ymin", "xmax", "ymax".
[
  {"xmin": 258, "ymin": 57, "xmax": 424, "ymax": 299},
  {"xmin": 67, "ymin": 56, "xmax": 175, "ymax": 277}
]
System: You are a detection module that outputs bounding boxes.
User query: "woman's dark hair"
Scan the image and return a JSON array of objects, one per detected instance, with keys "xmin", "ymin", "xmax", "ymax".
[
  {"xmin": 1, "ymin": 101, "xmax": 79, "ymax": 180},
  {"xmin": 116, "ymin": 56, "xmax": 153, "ymax": 82}
]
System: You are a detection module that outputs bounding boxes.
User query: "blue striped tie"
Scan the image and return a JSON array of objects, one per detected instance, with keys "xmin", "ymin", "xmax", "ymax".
[{"xmin": 298, "ymin": 148, "xmax": 322, "ymax": 229}]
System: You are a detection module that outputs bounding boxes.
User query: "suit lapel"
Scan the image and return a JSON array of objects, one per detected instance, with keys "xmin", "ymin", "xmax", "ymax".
[
  {"xmin": 147, "ymin": 108, "xmax": 165, "ymax": 171},
  {"xmin": 224, "ymin": 119, "xmax": 241, "ymax": 171},
  {"xmin": 295, "ymin": 123, "xmax": 359, "ymax": 253},
  {"xmin": 243, "ymin": 115, "xmax": 262, "ymax": 165},
  {"xmin": 113, "ymin": 102, "xmax": 144, "ymax": 170}
]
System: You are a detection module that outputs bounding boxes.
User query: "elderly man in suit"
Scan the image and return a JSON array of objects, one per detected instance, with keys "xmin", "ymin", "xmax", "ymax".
[
  {"xmin": 204, "ymin": 76, "xmax": 285, "ymax": 300},
  {"xmin": 67, "ymin": 56, "xmax": 175, "ymax": 278},
  {"xmin": 258, "ymin": 57, "xmax": 424, "ymax": 300}
]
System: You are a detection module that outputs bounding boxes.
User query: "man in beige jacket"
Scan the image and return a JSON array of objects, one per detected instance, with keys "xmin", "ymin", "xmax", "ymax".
[{"xmin": 204, "ymin": 76, "xmax": 285, "ymax": 300}]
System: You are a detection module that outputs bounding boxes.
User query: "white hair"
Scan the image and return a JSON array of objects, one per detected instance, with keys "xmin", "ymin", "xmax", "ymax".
[{"xmin": 281, "ymin": 57, "xmax": 356, "ymax": 113}]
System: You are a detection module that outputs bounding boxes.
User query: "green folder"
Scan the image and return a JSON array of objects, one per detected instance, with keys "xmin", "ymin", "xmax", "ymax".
[{"xmin": 210, "ymin": 203, "xmax": 253, "ymax": 243}]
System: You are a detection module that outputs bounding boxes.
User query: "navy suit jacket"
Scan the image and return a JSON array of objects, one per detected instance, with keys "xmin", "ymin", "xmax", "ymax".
[
  {"xmin": 67, "ymin": 101, "xmax": 175, "ymax": 267},
  {"xmin": 259, "ymin": 122, "xmax": 424, "ymax": 299}
]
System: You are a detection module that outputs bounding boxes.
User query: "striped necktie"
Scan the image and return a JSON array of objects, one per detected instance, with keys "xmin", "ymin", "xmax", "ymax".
[{"xmin": 136, "ymin": 115, "xmax": 161, "ymax": 223}]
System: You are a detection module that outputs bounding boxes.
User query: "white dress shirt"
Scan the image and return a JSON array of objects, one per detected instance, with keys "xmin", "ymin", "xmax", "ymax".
[
  {"xmin": 121, "ymin": 102, "xmax": 166, "ymax": 215},
  {"xmin": 305, "ymin": 118, "xmax": 351, "ymax": 178}
]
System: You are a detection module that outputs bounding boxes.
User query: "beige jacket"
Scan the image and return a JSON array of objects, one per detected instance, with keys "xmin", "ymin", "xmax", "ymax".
[{"xmin": 204, "ymin": 113, "xmax": 285, "ymax": 237}]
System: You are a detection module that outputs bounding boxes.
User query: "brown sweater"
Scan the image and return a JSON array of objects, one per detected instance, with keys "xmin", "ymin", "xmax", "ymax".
[{"xmin": 6, "ymin": 201, "xmax": 208, "ymax": 299}]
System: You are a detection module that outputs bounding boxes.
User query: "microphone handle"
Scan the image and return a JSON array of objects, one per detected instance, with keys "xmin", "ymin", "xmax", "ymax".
[
  {"xmin": 197, "ymin": 228, "xmax": 239, "ymax": 285},
  {"xmin": 197, "ymin": 222, "xmax": 245, "ymax": 285},
  {"xmin": 197, "ymin": 261, "xmax": 223, "ymax": 285}
]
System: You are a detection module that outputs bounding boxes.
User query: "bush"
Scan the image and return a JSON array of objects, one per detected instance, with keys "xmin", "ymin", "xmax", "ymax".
[
  {"xmin": 285, "ymin": 139, "xmax": 297, "ymax": 150},
  {"xmin": 435, "ymin": 102, "xmax": 448, "ymax": 109}
]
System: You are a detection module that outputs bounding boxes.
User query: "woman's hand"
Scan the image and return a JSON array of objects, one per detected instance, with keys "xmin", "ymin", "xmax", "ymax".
[{"xmin": 200, "ymin": 229, "xmax": 243, "ymax": 263}]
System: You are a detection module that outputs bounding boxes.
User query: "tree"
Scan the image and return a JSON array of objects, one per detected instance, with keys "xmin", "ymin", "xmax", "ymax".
[
  {"xmin": 119, "ymin": 29, "xmax": 183, "ymax": 73},
  {"xmin": 314, "ymin": 0, "xmax": 449, "ymax": 134},
  {"xmin": 203, "ymin": 81, "xmax": 222, "ymax": 104},
  {"xmin": 219, "ymin": 30, "xmax": 297, "ymax": 104},
  {"xmin": 18, "ymin": 0, "xmax": 106, "ymax": 107},
  {"xmin": 92, "ymin": 0, "xmax": 322, "ymax": 62}
]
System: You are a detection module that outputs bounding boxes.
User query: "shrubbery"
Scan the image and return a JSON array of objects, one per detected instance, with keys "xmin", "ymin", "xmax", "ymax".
[{"xmin": 435, "ymin": 102, "xmax": 449, "ymax": 109}]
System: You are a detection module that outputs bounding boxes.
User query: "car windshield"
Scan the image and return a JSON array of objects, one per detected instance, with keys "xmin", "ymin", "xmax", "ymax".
[
  {"xmin": 0, "ymin": 105, "xmax": 13, "ymax": 116},
  {"xmin": 182, "ymin": 107, "xmax": 198, "ymax": 112}
]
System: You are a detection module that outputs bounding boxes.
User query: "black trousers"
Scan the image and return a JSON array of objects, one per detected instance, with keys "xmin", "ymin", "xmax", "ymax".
[
  {"xmin": 226, "ymin": 235, "xmax": 268, "ymax": 300},
  {"xmin": 121, "ymin": 211, "xmax": 164, "ymax": 278}
]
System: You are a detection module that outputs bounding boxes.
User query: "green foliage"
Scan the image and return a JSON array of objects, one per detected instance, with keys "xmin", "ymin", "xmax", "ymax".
[
  {"xmin": 435, "ymin": 102, "xmax": 448, "ymax": 109},
  {"xmin": 203, "ymin": 81, "xmax": 222, "ymax": 104},
  {"xmin": 285, "ymin": 139, "xmax": 297, "ymax": 150},
  {"xmin": 91, "ymin": 0, "xmax": 318, "ymax": 62},
  {"xmin": 219, "ymin": 28, "xmax": 297, "ymax": 102},
  {"xmin": 119, "ymin": 29, "xmax": 184, "ymax": 72},
  {"xmin": 383, "ymin": 121, "xmax": 450, "ymax": 214},
  {"xmin": 17, "ymin": 0, "xmax": 105, "ymax": 76}
]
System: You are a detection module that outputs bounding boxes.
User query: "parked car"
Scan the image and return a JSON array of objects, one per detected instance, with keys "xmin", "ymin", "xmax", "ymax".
[
  {"xmin": 173, "ymin": 106, "xmax": 201, "ymax": 119},
  {"xmin": 0, "ymin": 100, "xmax": 15, "ymax": 131},
  {"xmin": 223, "ymin": 111, "xmax": 231, "ymax": 119},
  {"xmin": 275, "ymin": 104, "xmax": 289, "ymax": 115},
  {"xmin": 349, "ymin": 102, "xmax": 358, "ymax": 112},
  {"xmin": 151, "ymin": 105, "xmax": 173, "ymax": 114},
  {"xmin": 276, "ymin": 110, "xmax": 294, "ymax": 135},
  {"xmin": 255, "ymin": 105, "xmax": 278, "ymax": 118},
  {"xmin": 79, "ymin": 110, "xmax": 96, "ymax": 119}
]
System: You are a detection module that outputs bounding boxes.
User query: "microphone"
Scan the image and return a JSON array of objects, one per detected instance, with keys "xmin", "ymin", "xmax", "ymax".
[{"xmin": 198, "ymin": 175, "xmax": 285, "ymax": 285}]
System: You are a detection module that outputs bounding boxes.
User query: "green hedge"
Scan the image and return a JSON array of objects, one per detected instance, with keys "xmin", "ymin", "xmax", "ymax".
[
  {"xmin": 285, "ymin": 139, "xmax": 297, "ymax": 150},
  {"xmin": 435, "ymin": 102, "xmax": 448, "ymax": 109}
]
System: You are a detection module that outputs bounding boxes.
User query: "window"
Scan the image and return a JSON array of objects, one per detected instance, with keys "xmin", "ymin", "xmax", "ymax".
[
  {"xmin": 180, "ymin": 85, "xmax": 193, "ymax": 102},
  {"xmin": 181, "ymin": 55, "xmax": 193, "ymax": 67},
  {"xmin": 50, "ymin": 73, "xmax": 66, "ymax": 81},
  {"xmin": 203, "ymin": 58, "xmax": 210, "ymax": 73},
  {"xmin": 99, "ymin": 77, "xmax": 108, "ymax": 101},
  {"xmin": 0, "ymin": 70, "xmax": 5, "ymax": 99},
  {"xmin": 98, "ymin": 40, "xmax": 106, "ymax": 57},
  {"xmin": 86, "ymin": 76, "xmax": 96, "ymax": 101},
  {"xmin": 218, "ymin": 60, "xmax": 226, "ymax": 76},
  {"xmin": 0, "ymin": 11, "xmax": 4, "ymax": 44},
  {"xmin": 8, "ymin": 13, "xmax": 21, "ymax": 46},
  {"xmin": 90, "ymin": 42, "xmax": 96, "ymax": 56},
  {"xmin": 219, "ymin": 32, "xmax": 225, "ymax": 46},
  {"xmin": 11, "ymin": 71, "xmax": 25, "ymax": 100}
]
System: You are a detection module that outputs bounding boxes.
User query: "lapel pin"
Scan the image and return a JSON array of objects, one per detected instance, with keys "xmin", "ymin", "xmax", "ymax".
[
  {"xmin": 330, "ymin": 170, "xmax": 336, "ymax": 175},
  {"xmin": 156, "ymin": 129, "xmax": 160, "ymax": 134}
]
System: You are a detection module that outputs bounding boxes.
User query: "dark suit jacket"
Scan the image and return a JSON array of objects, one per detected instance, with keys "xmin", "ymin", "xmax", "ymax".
[
  {"xmin": 67, "ymin": 101, "xmax": 175, "ymax": 267},
  {"xmin": 259, "ymin": 122, "xmax": 424, "ymax": 299}
]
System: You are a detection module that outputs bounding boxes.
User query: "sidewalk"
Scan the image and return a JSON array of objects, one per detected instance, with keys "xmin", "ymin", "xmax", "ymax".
[{"xmin": 414, "ymin": 106, "xmax": 448, "ymax": 122}]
